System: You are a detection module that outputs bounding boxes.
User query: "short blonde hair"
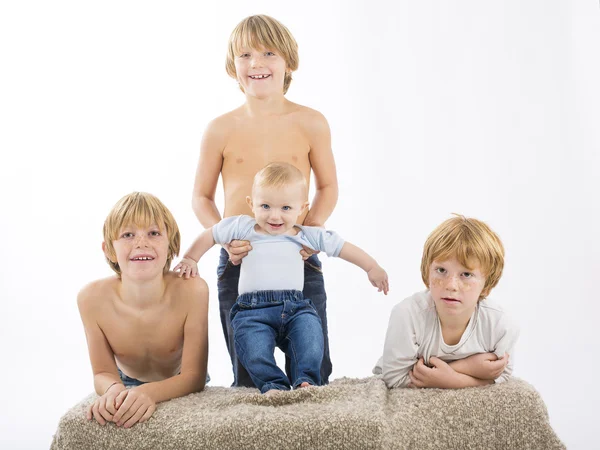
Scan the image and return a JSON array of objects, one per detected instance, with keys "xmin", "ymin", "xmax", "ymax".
[
  {"xmin": 253, "ymin": 162, "xmax": 307, "ymax": 196},
  {"xmin": 103, "ymin": 192, "xmax": 180, "ymax": 277},
  {"xmin": 421, "ymin": 215, "xmax": 505, "ymax": 300},
  {"xmin": 226, "ymin": 15, "xmax": 299, "ymax": 95}
]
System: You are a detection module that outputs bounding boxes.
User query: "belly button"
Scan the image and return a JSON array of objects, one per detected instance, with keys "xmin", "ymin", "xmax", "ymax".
[
  {"xmin": 236, "ymin": 158, "xmax": 244, "ymax": 164},
  {"xmin": 292, "ymin": 155, "xmax": 298, "ymax": 162}
]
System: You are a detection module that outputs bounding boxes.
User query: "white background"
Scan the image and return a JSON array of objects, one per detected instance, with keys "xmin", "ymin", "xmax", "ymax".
[{"xmin": 1, "ymin": 1, "xmax": 598, "ymax": 449}]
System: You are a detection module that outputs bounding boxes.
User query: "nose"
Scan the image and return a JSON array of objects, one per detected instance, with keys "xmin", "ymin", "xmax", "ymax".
[
  {"xmin": 269, "ymin": 210, "xmax": 281, "ymax": 221},
  {"xmin": 250, "ymin": 54, "xmax": 264, "ymax": 68},
  {"xmin": 445, "ymin": 275, "xmax": 459, "ymax": 291},
  {"xmin": 134, "ymin": 234, "xmax": 149, "ymax": 248}
]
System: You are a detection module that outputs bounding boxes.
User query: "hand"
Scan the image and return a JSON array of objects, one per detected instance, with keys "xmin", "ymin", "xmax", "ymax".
[
  {"xmin": 112, "ymin": 387, "xmax": 156, "ymax": 429},
  {"xmin": 300, "ymin": 245, "xmax": 320, "ymax": 261},
  {"xmin": 408, "ymin": 357, "xmax": 458, "ymax": 389},
  {"xmin": 174, "ymin": 257, "xmax": 199, "ymax": 279},
  {"xmin": 224, "ymin": 240, "xmax": 252, "ymax": 265},
  {"xmin": 86, "ymin": 382, "xmax": 126, "ymax": 425},
  {"xmin": 367, "ymin": 265, "xmax": 389, "ymax": 295},
  {"xmin": 458, "ymin": 352, "xmax": 509, "ymax": 380}
]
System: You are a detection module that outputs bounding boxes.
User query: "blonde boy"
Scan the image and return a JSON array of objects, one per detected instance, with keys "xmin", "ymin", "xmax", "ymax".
[
  {"xmin": 178, "ymin": 163, "xmax": 387, "ymax": 394},
  {"xmin": 374, "ymin": 215, "xmax": 519, "ymax": 389},
  {"xmin": 78, "ymin": 192, "xmax": 209, "ymax": 428},
  {"xmin": 193, "ymin": 15, "xmax": 338, "ymax": 387}
]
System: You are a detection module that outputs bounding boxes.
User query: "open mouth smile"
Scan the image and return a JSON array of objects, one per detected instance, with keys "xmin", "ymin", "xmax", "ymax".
[{"xmin": 249, "ymin": 74, "xmax": 271, "ymax": 80}]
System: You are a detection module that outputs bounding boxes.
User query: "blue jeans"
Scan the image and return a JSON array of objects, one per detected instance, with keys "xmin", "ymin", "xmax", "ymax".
[
  {"xmin": 117, "ymin": 368, "xmax": 210, "ymax": 387},
  {"xmin": 231, "ymin": 290, "xmax": 323, "ymax": 393},
  {"xmin": 217, "ymin": 248, "xmax": 332, "ymax": 388}
]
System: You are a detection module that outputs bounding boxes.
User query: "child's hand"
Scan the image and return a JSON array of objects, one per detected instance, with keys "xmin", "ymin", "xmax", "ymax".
[
  {"xmin": 462, "ymin": 352, "xmax": 509, "ymax": 380},
  {"xmin": 112, "ymin": 387, "xmax": 156, "ymax": 429},
  {"xmin": 224, "ymin": 240, "xmax": 252, "ymax": 265},
  {"xmin": 367, "ymin": 265, "xmax": 389, "ymax": 295},
  {"xmin": 408, "ymin": 357, "xmax": 457, "ymax": 389},
  {"xmin": 86, "ymin": 382, "xmax": 126, "ymax": 425},
  {"xmin": 174, "ymin": 257, "xmax": 199, "ymax": 278}
]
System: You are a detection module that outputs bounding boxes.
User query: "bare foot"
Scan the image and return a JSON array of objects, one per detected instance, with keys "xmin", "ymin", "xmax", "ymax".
[{"xmin": 298, "ymin": 382, "xmax": 312, "ymax": 388}]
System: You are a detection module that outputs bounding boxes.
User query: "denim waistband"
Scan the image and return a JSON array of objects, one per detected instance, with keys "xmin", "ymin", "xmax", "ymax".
[{"xmin": 238, "ymin": 290, "xmax": 304, "ymax": 304}]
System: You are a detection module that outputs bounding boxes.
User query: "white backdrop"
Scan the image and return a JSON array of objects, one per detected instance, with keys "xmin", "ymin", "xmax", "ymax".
[{"xmin": 1, "ymin": 1, "xmax": 598, "ymax": 449}]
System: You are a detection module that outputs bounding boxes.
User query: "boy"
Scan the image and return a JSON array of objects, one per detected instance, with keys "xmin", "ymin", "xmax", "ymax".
[
  {"xmin": 373, "ymin": 215, "xmax": 519, "ymax": 389},
  {"xmin": 192, "ymin": 15, "xmax": 338, "ymax": 387},
  {"xmin": 77, "ymin": 192, "xmax": 209, "ymax": 428},
  {"xmin": 178, "ymin": 163, "xmax": 388, "ymax": 394}
]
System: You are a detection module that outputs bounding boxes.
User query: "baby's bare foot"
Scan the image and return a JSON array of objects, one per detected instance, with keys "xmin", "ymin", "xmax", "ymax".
[{"xmin": 298, "ymin": 382, "xmax": 312, "ymax": 388}]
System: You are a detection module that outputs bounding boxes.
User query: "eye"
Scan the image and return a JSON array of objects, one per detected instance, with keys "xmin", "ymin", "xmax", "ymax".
[
  {"xmin": 150, "ymin": 230, "xmax": 161, "ymax": 237},
  {"xmin": 462, "ymin": 272, "xmax": 474, "ymax": 278},
  {"xmin": 239, "ymin": 52, "xmax": 250, "ymax": 58},
  {"xmin": 265, "ymin": 51, "xmax": 275, "ymax": 56},
  {"xmin": 261, "ymin": 204, "xmax": 270, "ymax": 210},
  {"xmin": 121, "ymin": 232, "xmax": 134, "ymax": 239},
  {"xmin": 282, "ymin": 206, "xmax": 291, "ymax": 211},
  {"xmin": 435, "ymin": 267, "xmax": 446, "ymax": 274}
]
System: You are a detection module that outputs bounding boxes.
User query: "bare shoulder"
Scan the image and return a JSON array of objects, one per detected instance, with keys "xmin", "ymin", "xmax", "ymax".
[
  {"xmin": 206, "ymin": 107, "xmax": 245, "ymax": 136},
  {"xmin": 289, "ymin": 103, "xmax": 330, "ymax": 133},
  {"xmin": 164, "ymin": 272, "xmax": 209, "ymax": 308},
  {"xmin": 77, "ymin": 277, "xmax": 118, "ymax": 312}
]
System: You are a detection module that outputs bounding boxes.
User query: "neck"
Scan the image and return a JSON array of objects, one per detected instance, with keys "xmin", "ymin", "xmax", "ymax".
[
  {"xmin": 438, "ymin": 313, "xmax": 472, "ymax": 345},
  {"xmin": 244, "ymin": 94, "xmax": 288, "ymax": 117},
  {"xmin": 119, "ymin": 274, "xmax": 166, "ymax": 308}
]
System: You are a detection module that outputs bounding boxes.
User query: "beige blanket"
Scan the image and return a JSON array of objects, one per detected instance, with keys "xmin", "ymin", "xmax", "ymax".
[{"xmin": 51, "ymin": 377, "xmax": 564, "ymax": 450}]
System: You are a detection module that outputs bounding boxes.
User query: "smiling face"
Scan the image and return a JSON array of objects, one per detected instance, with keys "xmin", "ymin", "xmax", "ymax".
[
  {"xmin": 247, "ymin": 182, "xmax": 308, "ymax": 236},
  {"xmin": 234, "ymin": 46, "xmax": 288, "ymax": 98},
  {"xmin": 428, "ymin": 257, "xmax": 486, "ymax": 321},
  {"xmin": 105, "ymin": 222, "xmax": 170, "ymax": 281}
]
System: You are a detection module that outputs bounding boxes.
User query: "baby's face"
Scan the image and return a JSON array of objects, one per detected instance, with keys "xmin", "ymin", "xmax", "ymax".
[
  {"xmin": 428, "ymin": 257, "xmax": 486, "ymax": 320},
  {"xmin": 248, "ymin": 183, "xmax": 307, "ymax": 235}
]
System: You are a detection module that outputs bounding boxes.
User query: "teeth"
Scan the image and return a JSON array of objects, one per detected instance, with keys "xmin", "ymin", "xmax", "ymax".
[
  {"xmin": 133, "ymin": 257, "xmax": 153, "ymax": 261},
  {"xmin": 250, "ymin": 74, "xmax": 269, "ymax": 79}
]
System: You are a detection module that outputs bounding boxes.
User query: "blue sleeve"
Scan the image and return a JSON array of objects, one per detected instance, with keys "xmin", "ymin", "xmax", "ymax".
[
  {"xmin": 299, "ymin": 226, "xmax": 345, "ymax": 257},
  {"xmin": 212, "ymin": 215, "xmax": 255, "ymax": 245}
]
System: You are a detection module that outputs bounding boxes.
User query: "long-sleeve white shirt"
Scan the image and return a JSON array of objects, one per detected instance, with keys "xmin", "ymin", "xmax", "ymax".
[{"xmin": 373, "ymin": 290, "xmax": 519, "ymax": 388}]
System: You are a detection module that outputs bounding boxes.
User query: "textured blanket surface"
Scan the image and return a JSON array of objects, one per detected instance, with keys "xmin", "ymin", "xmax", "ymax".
[{"xmin": 51, "ymin": 377, "xmax": 564, "ymax": 450}]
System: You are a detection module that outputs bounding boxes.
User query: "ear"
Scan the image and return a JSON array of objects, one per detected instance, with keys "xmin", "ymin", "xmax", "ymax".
[
  {"xmin": 246, "ymin": 196, "xmax": 253, "ymax": 210},
  {"xmin": 102, "ymin": 241, "xmax": 114, "ymax": 263}
]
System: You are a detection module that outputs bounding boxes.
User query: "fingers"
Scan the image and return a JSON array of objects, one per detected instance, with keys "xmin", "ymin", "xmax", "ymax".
[
  {"xmin": 105, "ymin": 395, "xmax": 117, "ymax": 416},
  {"xmin": 115, "ymin": 389, "xmax": 128, "ymax": 409},
  {"xmin": 91, "ymin": 401, "xmax": 106, "ymax": 426},
  {"xmin": 123, "ymin": 404, "xmax": 150, "ymax": 428},
  {"xmin": 230, "ymin": 240, "xmax": 250, "ymax": 248},
  {"xmin": 113, "ymin": 391, "xmax": 130, "ymax": 422},
  {"xmin": 229, "ymin": 253, "xmax": 247, "ymax": 265},
  {"xmin": 117, "ymin": 399, "xmax": 142, "ymax": 427},
  {"xmin": 139, "ymin": 404, "xmax": 156, "ymax": 424},
  {"xmin": 409, "ymin": 370, "xmax": 424, "ymax": 388}
]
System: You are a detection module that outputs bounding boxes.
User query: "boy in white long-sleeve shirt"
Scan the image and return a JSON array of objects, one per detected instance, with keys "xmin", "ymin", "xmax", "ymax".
[{"xmin": 373, "ymin": 215, "xmax": 519, "ymax": 389}]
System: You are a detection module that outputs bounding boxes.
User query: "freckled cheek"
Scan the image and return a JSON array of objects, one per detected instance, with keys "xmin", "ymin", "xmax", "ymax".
[{"xmin": 430, "ymin": 277, "xmax": 445, "ymax": 288}]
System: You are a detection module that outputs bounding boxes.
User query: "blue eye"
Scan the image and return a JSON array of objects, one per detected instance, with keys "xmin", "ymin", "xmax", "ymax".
[
  {"xmin": 282, "ymin": 206, "xmax": 291, "ymax": 211},
  {"xmin": 265, "ymin": 51, "xmax": 275, "ymax": 56},
  {"xmin": 261, "ymin": 204, "xmax": 270, "ymax": 210}
]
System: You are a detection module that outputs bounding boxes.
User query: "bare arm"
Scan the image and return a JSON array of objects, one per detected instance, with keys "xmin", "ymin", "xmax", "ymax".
[
  {"xmin": 409, "ymin": 357, "xmax": 494, "ymax": 389},
  {"xmin": 448, "ymin": 353, "xmax": 509, "ymax": 380},
  {"xmin": 77, "ymin": 287, "xmax": 124, "ymax": 396},
  {"xmin": 174, "ymin": 228, "xmax": 217, "ymax": 278},
  {"xmin": 192, "ymin": 119, "xmax": 227, "ymax": 228},
  {"xmin": 338, "ymin": 242, "xmax": 389, "ymax": 294},
  {"xmin": 304, "ymin": 112, "xmax": 338, "ymax": 227}
]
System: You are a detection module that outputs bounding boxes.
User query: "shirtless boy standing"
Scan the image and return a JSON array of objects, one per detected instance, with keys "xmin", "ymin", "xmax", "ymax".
[
  {"xmin": 78, "ymin": 192, "xmax": 209, "ymax": 428},
  {"xmin": 192, "ymin": 15, "xmax": 338, "ymax": 387}
]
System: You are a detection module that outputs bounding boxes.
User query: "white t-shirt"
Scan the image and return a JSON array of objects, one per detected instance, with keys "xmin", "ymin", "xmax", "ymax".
[
  {"xmin": 212, "ymin": 215, "xmax": 345, "ymax": 295},
  {"xmin": 373, "ymin": 290, "xmax": 519, "ymax": 388}
]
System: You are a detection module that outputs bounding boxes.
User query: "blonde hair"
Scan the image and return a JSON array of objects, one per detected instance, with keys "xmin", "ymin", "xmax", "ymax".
[
  {"xmin": 253, "ymin": 162, "xmax": 307, "ymax": 196},
  {"xmin": 421, "ymin": 215, "xmax": 505, "ymax": 300},
  {"xmin": 225, "ymin": 15, "xmax": 299, "ymax": 95},
  {"xmin": 103, "ymin": 192, "xmax": 180, "ymax": 277}
]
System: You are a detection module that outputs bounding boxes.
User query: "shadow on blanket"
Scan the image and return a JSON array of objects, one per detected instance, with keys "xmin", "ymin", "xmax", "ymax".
[{"xmin": 51, "ymin": 377, "xmax": 564, "ymax": 450}]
